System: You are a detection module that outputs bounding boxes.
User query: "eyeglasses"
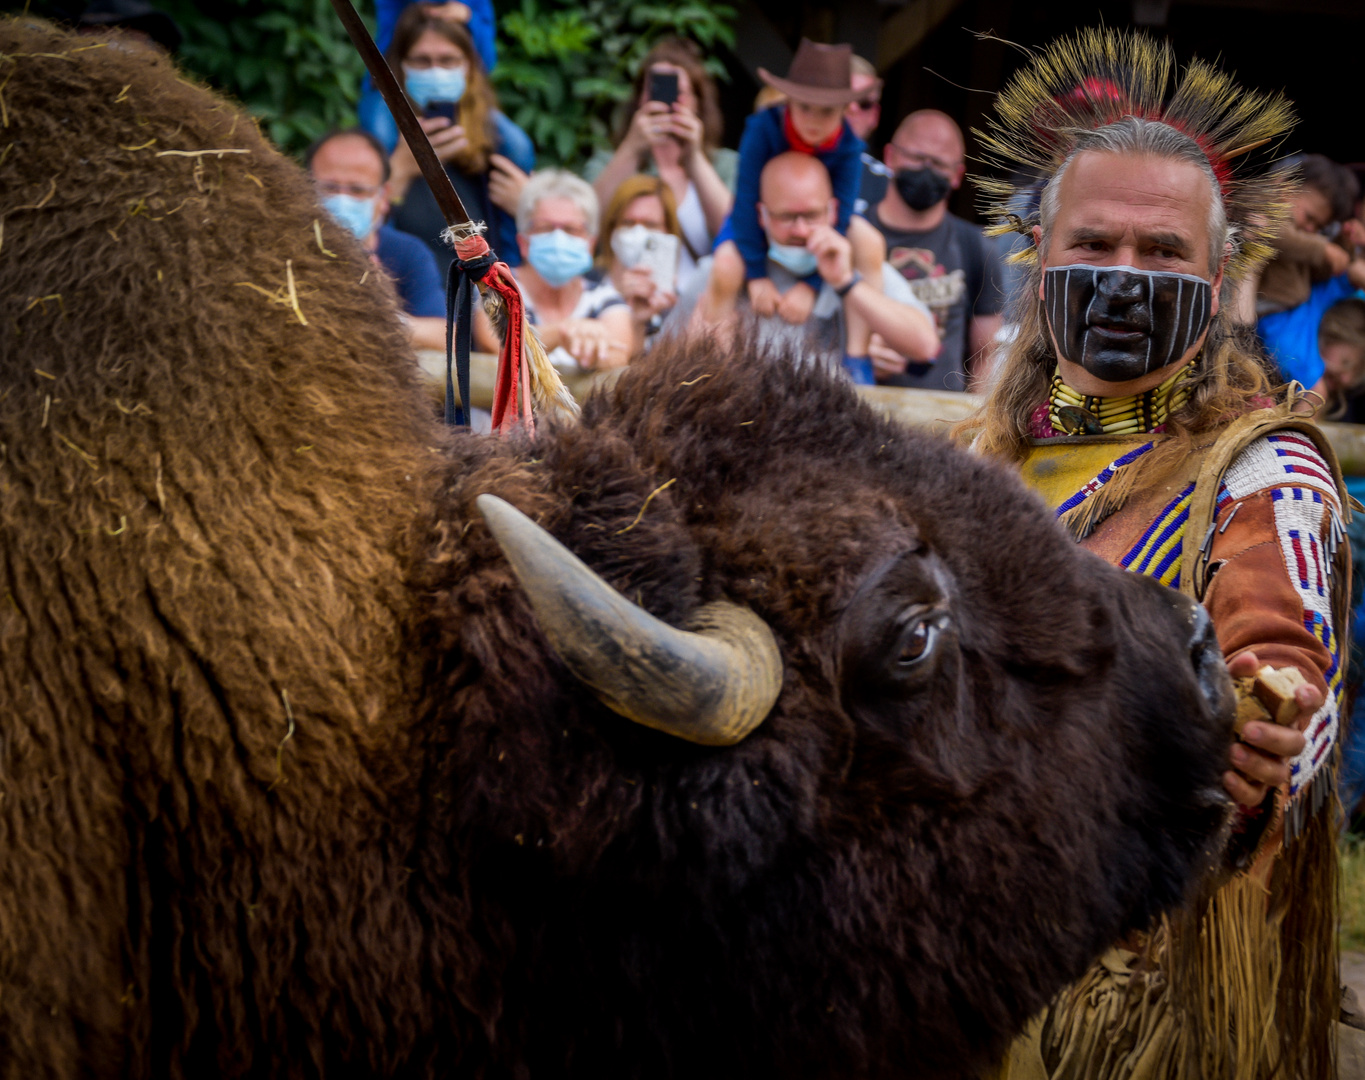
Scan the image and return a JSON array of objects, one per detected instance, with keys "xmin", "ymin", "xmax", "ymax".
[
  {"xmin": 403, "ymin": 54, "xmax": 466, "ymax": 71},
  {"xmin": 528, "ymin": 223, "xmax": 590, "ymax": 238},
  {"xmin": 848, "ymin": 97, "xmax": 881, "ymax": 111},
  {"xmin": 888, "ymin": 145, "xmax": 961, "ymax": 173},
  {"xmin": 762, "ymin": 208, "xmax": 829, "ymax": 227},
  {"xmin": 317, "ymin": 180, "xmax": 382, "ymax": 199}
]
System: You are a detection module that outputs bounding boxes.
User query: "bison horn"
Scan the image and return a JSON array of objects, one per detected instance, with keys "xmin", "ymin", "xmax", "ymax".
[{"xmin": 476, "ymin": 494, "xmax": 783, "ymax": 746}]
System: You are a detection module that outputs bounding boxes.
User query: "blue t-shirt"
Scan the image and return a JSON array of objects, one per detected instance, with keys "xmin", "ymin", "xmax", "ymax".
[
  {"xmin": 728, "ymin": 105, "xmax": 866, "ymax": 281},
  {"xmin": 1258, "ymin": 274, "xmax": 1361, "ymax": 388},
  {"xmin": 375, "ymin": 224, "xmax": 446, "ymax": 318}
]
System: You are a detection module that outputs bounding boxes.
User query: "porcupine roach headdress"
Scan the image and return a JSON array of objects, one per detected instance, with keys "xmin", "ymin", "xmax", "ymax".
[{"xmin": 974, "ymin": 28, "xmax": 1296, "ymax": 285}]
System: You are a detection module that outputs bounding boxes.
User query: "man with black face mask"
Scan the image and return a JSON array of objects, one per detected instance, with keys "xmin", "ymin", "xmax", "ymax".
[
  {"xmin": 963, "ymin": 30, "xmax": 1350, "ymax": 1080},
  {"xmin": 868, "ymin": 109, "xmax": 1005, "ymax": 391}
]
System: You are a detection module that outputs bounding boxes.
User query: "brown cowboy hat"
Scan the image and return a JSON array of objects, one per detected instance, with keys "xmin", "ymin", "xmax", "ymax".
[{"xmin": 758, "ymin": 39, "xmax": 873, "ymax": 108}]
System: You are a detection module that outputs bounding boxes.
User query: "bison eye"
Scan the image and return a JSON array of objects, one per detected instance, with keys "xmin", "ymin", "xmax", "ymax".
[
  {"xmin": 889, "ymin": 608, "xmax": 944, "ymax": 666},
  {"xmin": 897, "ymin": 618, "xmax": 939, "ymax": 666}
]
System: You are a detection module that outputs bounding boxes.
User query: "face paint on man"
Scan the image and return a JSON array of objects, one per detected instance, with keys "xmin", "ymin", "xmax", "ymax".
[{"xmin": 1043, "ymin": 264, "xmax": 1213, "ymax": 383}]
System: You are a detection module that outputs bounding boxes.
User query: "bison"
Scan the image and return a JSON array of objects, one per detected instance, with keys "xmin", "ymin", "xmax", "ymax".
[{"xmin": 0, "ymin": 18, "xmax": 1234, "ymax": 1080}]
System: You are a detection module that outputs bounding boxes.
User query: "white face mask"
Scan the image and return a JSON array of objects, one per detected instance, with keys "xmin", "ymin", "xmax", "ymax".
[{"xmin": 610, "ymin": 224, "xmax": 655, "ymax": 268}]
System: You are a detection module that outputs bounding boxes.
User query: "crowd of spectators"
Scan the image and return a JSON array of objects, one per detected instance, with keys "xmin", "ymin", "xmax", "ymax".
[
  {"xmin": 1245, "ymin": 154, "xmax": 1365, "ymax": 417},
  {"xmin": 86, "ymin": 0, "xmax": 1365, "ymax": 408},
  {"xmin": 300, "ymin": 0, "xmax": 1006, "ymax": 388}
]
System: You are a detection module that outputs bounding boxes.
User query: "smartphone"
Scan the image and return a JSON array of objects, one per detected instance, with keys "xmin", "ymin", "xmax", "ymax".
[
  {"xmin": 637, "ymin": 232, "xmax": 679, "ymax": 295},
  {"xmin": 424, "ymin": 101, "xmax": 458, "ymax": 121},
  {"xmin": 647, "ymin": 70, "xmax": 679, "ymax": 107}
]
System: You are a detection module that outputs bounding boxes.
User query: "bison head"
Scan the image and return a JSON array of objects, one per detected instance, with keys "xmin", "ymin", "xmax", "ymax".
[{"xmin": 408, "ymin": 337, "xmax": 1234, "ymax": 1079}]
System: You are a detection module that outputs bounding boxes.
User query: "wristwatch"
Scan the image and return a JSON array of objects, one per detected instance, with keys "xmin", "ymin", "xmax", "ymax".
[{"xmin": 834, "ymin": 272, "xmax": 863, "ymax": 298}]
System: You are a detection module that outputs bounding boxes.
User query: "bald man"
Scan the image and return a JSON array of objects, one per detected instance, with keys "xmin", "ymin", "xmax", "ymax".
[
  {"xmin": 870, "ymin": 109, "xmax": 1005, "ymax": 392},
  {"xmin": 669, "ymin": 152, "xmax": 936, "ymax": 373}
]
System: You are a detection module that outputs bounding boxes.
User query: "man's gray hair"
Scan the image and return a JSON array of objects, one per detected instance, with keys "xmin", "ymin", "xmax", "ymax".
[
  {"xmin": 516, "ymin": 168, "xmax": 600, "ymax": 236},
  {"xmin": 1037, "ymin": 117, "xmax": 1231, "ymax": 272}
]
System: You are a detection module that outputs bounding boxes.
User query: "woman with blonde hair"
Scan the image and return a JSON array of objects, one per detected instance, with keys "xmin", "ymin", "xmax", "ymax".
[
  {"xmin": 596, "ymin": 175, "xmax": 686, "ymax": 356},
  {"xmin": 383, "ymin": 7, "xmax": 534, "ymax": 274}
]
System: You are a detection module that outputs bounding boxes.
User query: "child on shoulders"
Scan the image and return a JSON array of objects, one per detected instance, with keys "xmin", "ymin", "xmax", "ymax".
[{"xmin": 695, "ymin": 39, "xmax": 886, "ymax": 369}]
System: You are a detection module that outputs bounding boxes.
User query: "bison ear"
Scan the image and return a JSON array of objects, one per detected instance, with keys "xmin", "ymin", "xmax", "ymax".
[{"xmin": 476, "ymin": 494, "xmax": 783, "ymax": 746}]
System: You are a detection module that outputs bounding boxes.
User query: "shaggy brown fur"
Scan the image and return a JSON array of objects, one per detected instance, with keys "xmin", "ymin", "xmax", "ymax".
[{"xmin": 1, "ymin": 19, "xmax": 1233, "ymax": 1079}]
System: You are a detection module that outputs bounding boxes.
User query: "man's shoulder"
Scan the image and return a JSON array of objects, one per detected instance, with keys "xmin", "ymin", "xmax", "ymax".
[
  {"xmin": 1222, "ymin": 426, "xmax": 1340, "ymax": 505},
  {"xmin": 376, "ymin": 223, "xmax": 436, "ymax": 262},
  {"xmin": 944, "ymin": 211, "xmax": 996, "ymax": 252}
]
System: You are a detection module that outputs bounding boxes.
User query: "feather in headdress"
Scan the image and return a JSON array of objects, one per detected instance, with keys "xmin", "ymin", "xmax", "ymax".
[{"xmin": 973, "ymin": 28, "xmax": 1296, "ymax": 284}]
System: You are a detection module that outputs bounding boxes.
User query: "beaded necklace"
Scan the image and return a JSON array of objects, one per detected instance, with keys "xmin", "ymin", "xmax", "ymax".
[{"xmin": 1048, "ymin": 362, "xmax": 1195, "ymax": 436}]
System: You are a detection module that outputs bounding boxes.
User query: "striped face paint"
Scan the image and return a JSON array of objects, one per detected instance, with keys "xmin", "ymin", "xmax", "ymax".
[{"xmin": 1043, "ymin": 264, "xmax": 1212, "ymax": 383}]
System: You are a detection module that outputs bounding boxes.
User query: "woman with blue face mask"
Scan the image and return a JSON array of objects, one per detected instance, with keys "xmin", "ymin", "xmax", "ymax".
[
  {"xmin": 382, "ymin": 8, "xmax": 534, "ymax": 277},
  {"xmin": 513, "ymin": 171, "xmax": 634, "ymax": 372}
]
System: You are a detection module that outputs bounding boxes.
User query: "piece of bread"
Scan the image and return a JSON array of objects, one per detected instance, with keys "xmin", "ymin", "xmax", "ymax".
[
  {"xmin": 1231, "ymin": 665, "xmax": 1309, "ymax": 734},
  {"xmin": 1252, "ymin": 664, "xmax": 1308, "ymax": 726}
]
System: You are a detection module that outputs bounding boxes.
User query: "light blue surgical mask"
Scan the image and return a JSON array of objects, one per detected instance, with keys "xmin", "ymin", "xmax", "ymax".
[
  {"xmin": 322, "ymin": 193, "xmax": 377, "ymax": 240},
  {"xmin": 767, "ymin": 241, "xmax": 818, "ymax": 278},
  {"xmin": 527, "ymin": 230, "xmax": 594, "ymax": 287},
  {"xmin": 403, "ymin": 65, "xmax": 467, "ymax": 110}
]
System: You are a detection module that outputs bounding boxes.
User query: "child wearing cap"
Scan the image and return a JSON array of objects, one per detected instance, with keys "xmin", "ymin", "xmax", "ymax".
[{"xmin": 695, "ymin": 39, "xmax": 885, "ymax": 375}]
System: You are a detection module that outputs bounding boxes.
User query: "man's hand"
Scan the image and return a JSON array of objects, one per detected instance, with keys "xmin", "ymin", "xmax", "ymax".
[
  {"xmin": 1223, "ymin": 651, "xmax": 1317, "ymax": 808},
  {"xmin": 488, "ymin": 154, "xmax": 528, "ymax": 216},
  {"xmin": 868, "ymin": 333, "xmax": 909, "ymax": 378},
  {"xmin": 1324, "ymin": 242, "xmax": 1351, "ymax": 276},
  {"xmin": 747, "ymin": 277, "xmax": 782, "ymax": 317},
  {"xmin": 776, "ymin": 281, "xmax": 816, "ymax": 324},
  {"xmin": 805, "ymin": 224, "xmax": 854, "ymax": 291}
]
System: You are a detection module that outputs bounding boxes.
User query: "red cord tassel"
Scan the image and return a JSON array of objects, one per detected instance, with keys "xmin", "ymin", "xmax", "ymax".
[{"xmin": 453, "ymin": 235, "xmax": 533, "ymax": 436}]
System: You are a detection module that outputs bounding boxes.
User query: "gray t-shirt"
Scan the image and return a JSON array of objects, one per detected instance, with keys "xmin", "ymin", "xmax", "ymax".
[
  {"xmin": 665, "ymin": 256, "xmax": 929, "ymax": 372},
  {"xmin": 868, "ymin": 207, "xmax": 1005, "ymax": 391}
]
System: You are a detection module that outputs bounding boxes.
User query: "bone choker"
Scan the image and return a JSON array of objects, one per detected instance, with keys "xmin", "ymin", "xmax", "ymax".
[{"xmin": 1048, "ymin": 362, "xmax": 1195, "ymax": 436}]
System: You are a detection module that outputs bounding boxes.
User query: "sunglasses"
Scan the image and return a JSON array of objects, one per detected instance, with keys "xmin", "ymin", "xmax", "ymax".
[{"xmin": 849, "ymin": 97, "xmax": 881, "ymax": 111}]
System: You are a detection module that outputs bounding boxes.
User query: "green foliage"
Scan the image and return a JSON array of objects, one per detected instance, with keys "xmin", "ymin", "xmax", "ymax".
[
  {"xmin": 491, "ymin": 0, "xmax": 735, "ymax": 169},
  {"xmin": 151, "ymin": 0, "xmax": 376, "ymax": 155}
]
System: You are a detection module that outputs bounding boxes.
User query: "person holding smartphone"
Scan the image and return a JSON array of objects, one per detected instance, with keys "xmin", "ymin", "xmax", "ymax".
[
  {"xmin": 596, "ymin": 175, "xmax": 687, "ymax": 357},
  {"xmin": 584, "ymin": 38, "xmax": 736, "ymax": 284},
  {"xmin": 383, "ymin": 6, "xmax": 534, "ymax": 273}
]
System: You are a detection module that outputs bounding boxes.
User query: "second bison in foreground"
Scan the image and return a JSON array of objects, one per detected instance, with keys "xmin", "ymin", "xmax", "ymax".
[{"xmin": 0, "ymin": 21, "xmax": 1234, "ymax": 1079}]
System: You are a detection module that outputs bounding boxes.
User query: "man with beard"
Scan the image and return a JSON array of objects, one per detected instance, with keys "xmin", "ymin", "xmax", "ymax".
[
  {"xmin": 868, "ymin": 109, "xmax": 1005, "ymax": 391},
  {"xmin": 965, "ymin": 30, "xmax": 1347, "ymax": 1080}
]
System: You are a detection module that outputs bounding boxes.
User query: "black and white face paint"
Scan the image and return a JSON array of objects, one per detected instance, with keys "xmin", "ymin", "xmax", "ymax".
[{"xmin": 1043, "ymin": 264, "xmax": 1213, "ymax": 384}]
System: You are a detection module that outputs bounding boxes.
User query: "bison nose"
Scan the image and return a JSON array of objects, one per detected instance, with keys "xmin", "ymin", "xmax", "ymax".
[{"xmin": 1139, "ymin": 578, "xmax": 1235, "ymax": 717}]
